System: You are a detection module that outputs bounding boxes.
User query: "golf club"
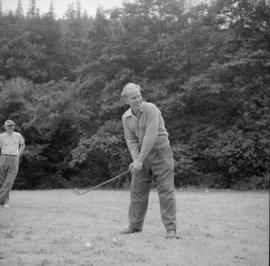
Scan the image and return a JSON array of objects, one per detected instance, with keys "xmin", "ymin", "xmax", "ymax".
[{"xmin": 73, "ymin": 170, "xmax": 130, "ymax": 195}]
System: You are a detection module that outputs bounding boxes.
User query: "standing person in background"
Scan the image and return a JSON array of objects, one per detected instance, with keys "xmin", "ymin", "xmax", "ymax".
[
  {"xmin": 120, "ymin": 83, "xmax": 177, "ymax": 239},
  {"xmin": 0, "ymin": 120, "xmax": 25, "ymax": 208}
]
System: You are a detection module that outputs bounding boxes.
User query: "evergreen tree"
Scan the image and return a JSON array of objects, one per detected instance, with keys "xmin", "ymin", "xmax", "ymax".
[
  {"xmin": 76, "ymin": 0, "xmax": 81, "ymax": 18},
  {"xmin": 47, "ymin": 1, "xmax": 55, "ymax": 18},
  {"xmin": 0, "ymin": 0, "xmax": 2, "ymax": 16},
  {"xmin": 65, "ymin": 2, "xmax": 75, "ymax": 20},
  {"xmin": 36, "ymin": 8, "xmax": 40, "ymax": 17},
  {"xmin": 16, "ymin": 0, "xmax": 24, "ymax": 17},
  {"xmin": 82, "ymin": 9, "xmax": 88, "ymax": 19},
  {"xmin": 27, "ymin": 0, "xmax": 36, "ymax": 17}
]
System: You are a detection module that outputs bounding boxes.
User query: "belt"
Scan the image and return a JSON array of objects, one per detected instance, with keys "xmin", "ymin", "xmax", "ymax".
[{"xmin": 1, "ymin": 154, "xmax": 18, "ymax": 157}]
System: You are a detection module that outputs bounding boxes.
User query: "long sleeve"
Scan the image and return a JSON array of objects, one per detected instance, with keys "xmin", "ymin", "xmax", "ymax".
[
  {"xmin": 122, "ymin": 117, "xmax": 140, "ymax": 160},
  {"xmin": 137, "ymin": 105, "xmax": 159, "ymax": 163}
]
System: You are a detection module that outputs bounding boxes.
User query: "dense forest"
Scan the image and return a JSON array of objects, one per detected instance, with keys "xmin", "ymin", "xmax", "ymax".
[{"xmin": 0, "ymin": 0, "xmax": 269, "ymax": 190}]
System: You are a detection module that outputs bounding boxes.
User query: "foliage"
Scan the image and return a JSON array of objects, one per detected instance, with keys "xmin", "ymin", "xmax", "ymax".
[
  {"xmin": 0, "ymin": 0, "xmax": 269, "ymax": 189},
  {"xmin": 71, "ymin": 119, "xmax": 130, "ymax": 187}
]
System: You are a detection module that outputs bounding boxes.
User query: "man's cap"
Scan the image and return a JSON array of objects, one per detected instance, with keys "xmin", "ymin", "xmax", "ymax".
[{"xmin": 4, "ymin": 120, "xmax": 15, "ymax": 126}]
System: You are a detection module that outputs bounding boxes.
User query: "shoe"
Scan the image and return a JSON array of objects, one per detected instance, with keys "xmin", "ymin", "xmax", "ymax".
[
  {"xmin": 120, "ymin": 227, "xmax": 142, "ymax": 234},
  {"xmin": 3, "ymin": 203, "xmax": 10, "ymax": 208},
  {"xmin": 165, "ymin": 230, "xmax": 176, "ymax": 239}
]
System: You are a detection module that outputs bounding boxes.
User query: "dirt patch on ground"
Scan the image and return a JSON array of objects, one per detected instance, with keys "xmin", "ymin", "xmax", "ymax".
[{"xmin": 0, "ymin": 189, "xmax": 269, "ymax": 266}]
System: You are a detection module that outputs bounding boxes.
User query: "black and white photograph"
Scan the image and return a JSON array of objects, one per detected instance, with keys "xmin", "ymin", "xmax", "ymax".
[{"xmin": 0, "ymin": 0, "xmax": 269, "ymax": 265}]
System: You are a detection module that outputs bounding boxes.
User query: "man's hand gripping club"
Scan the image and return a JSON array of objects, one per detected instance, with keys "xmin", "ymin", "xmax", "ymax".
[{"xmin": 129, "ymin": 159, "xmax": 143, "ymax": 173}]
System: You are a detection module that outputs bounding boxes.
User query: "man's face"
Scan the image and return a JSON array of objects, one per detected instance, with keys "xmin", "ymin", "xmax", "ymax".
[
  {"xmin": 125, "ymin": 87, "xmax": 143, "ymax": 113},
  {"xmin": 5, "ymin": 124, "xmax": 15, "ymax": 133}
]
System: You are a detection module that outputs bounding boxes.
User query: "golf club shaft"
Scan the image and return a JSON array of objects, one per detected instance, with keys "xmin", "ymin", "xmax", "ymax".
[{"xmin": 76, "ymin": 170, "xmax": 130, "ymax": 195}]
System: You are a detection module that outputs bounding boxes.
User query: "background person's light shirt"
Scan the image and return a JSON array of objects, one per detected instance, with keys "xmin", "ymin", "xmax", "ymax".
[{"xmin": 0, "ymin": 132, "xmax": 24, "ymax": 155}]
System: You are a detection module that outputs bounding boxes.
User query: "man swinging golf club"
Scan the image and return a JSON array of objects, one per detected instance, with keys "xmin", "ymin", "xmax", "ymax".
[{"xmin": 120, "ymin": 83, "xmax": 177, "ymax": 239}]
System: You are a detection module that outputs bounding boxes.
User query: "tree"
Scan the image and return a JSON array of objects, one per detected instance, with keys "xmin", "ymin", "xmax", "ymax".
[
  {"xmin": 27, "ymin": 0, "xmax": 36, "ymax": 17},
  {"xmin": 0, "ymin": 0, "xmax": 269, "ymax": 189},
  {"xmin": 76, "ymin": 0, "xmax": 82, "ymax": 18},
  {"xmin": 47, "ymin": 1, "xmax": 55, "ymax": 18},
  {"xmin": 16, "ymin": 0, "xmax": 24, "ymax": 17},
  {"xmin": 175, "ymin": 0, "xmax": 270, "ymax": 188},
  {"xmin": 82, "ymin": 9, "xmax": 88, "ymax": 19},
  {"xmin": 65, "ymin": 2, "xmax": 75, "ymax": 20},
  {"xmin": 0, "ymin": 0, "xmax": 2, "ymax": 16}
]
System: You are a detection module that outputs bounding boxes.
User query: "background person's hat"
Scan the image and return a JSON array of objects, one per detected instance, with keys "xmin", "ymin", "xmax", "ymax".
[{"xmin": 4, "ymin": 120, "xmax": 15, "ymax": 126}]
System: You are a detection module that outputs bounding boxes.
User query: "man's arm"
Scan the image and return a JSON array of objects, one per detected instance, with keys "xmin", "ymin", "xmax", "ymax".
[
  {"xmin": 122, "ymin": 117, "xmax": 139, "ymax": 160},
  {"xmin": 18, "ymin": 135, "xmax": 25, "ymax": 156},
  {"xmin": 19, "ymin": 142, "xmax": 25, "ymax": 156},
  {"xmin": 137, "ymin": 104, "xmax": 159, "ymax": 163}
]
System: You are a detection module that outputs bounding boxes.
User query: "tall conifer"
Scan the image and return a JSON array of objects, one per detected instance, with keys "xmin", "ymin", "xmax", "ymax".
[{"xmin": 16, "ymin": 0, "xmax": 24, "ymax": 17}]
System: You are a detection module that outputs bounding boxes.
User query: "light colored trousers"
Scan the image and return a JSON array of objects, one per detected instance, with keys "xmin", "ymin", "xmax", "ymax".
[
  {"xmin": 0, "ymin": 155, "xmax": 19, "ymax": 205},
  {"xmin": 128, "ymin": 142, "xmax": 177, "ymax": 232}
]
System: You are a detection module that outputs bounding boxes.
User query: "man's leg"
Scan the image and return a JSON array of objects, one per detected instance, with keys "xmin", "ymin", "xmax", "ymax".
[
  {"xmin": 149, "ymin": 144, "xmax": 177, "ymax": 234},
  {"xmin": 0, "ymin": 156, "xmax": 19, "ymax": 206},
  {"xmin": 0, "ymin": 156, "xmax": 8, "ymax": 205},
  {"xmin": 127, "ymin": 167, "xmax": 152, "ymax": 231}
]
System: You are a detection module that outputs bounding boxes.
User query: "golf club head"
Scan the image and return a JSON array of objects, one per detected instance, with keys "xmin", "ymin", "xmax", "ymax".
[{"xmin": 73, "ymin": 188, "xmax": 82, "ymax": 195}]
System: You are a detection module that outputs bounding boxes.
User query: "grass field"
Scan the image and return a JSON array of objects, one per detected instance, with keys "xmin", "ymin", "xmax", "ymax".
[{"xmin": 0, "ymin": 189, "xmax": 269, "ymax": 266}]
